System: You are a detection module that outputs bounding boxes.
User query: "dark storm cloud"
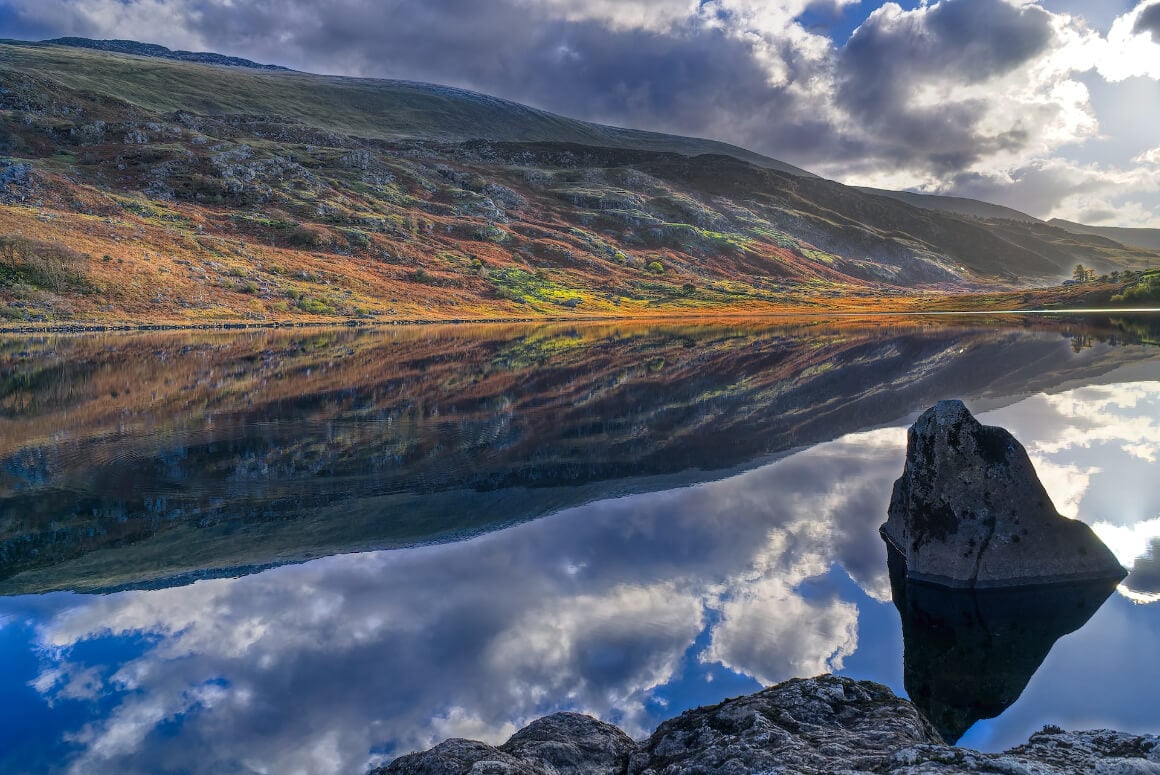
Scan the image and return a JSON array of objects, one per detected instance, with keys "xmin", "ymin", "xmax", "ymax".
[
  {"xmin": 944, "ymin": 163, "xmax": 1109, "ymax": 217},
  {"xmin": 1136, "ymin": 3, "xmax": 1160, "ymax": 39},
  {"xmin": 176, "ymin": 0, "xmax": 841, "ymax": 162},
  {"xmin": 836, "ymin": 0, "xmax": 1054, "ymax": 174},
  {"xmin": 191, "ymin": 0, "xmax": 1053, "ymax": 178}
]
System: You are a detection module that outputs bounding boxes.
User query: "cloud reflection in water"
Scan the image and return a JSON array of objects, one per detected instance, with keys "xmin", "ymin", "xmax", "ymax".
[
  {"xmin": 8, "ymin": 376, "xmax": 1160, "ymax": 774},
  {"xmin": 18, "ymin": 427, "xmax": 904, "ymax": 775}
]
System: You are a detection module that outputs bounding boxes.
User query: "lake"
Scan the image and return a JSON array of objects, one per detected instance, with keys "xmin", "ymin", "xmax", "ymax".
[{"xmin": 1, "ymin": 316, "xmax": 1158, "ymax": 774}]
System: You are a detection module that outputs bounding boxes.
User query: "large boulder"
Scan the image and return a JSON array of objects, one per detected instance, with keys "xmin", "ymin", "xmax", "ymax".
[{"xmin": 882, "ymin": 400, "xmax": 1126, "ymax": 588}]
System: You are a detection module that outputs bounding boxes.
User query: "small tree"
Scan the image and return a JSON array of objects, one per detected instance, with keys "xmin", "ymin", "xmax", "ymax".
[{"xmin": 1073, "ymin": 264, "xmax": 1088, "ymax": 282}]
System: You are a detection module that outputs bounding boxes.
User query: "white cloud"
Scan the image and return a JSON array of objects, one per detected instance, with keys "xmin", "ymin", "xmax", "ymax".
[{"xmin": 703, "ymin": 575, "xmax": 859, "ymax": 684}]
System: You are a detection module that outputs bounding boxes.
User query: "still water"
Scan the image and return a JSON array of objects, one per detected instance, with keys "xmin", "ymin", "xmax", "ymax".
[{"xmin": 0, "ymin": 317, "xmax": 1158, "ymax": 774}]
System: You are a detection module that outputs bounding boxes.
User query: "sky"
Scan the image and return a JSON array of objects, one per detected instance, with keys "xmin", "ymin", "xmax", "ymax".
[{"xmin": 1, "ymin": 0, "xmax": 1160, "ymax": 226}]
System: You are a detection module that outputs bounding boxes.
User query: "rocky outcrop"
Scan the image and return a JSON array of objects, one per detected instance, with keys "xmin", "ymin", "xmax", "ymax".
[
  {"xmin": 887, "ymin": 544, "xmax": 1121, "ymax": 743},
  {"xmin": 378, "ymin": 713, "xmax": 635, "ymax": 775},
  {"xmin": 373, "ymin": 675, "xmax": 1160, "ymax": 775},
  {"xmin": 882, "ymin": 400, "xmax": 1126, "ymax": 588}
]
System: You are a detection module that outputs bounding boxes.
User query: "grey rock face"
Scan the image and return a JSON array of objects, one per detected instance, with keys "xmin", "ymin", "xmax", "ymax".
[
  {"xmin": 882, "ymin": 400, "xmax": 1126, "ymax": 587},
  {"xmin": 629, "ymin": 675, "xmax": 939, "ymax": 774},
  {"xmin": 375, "ymin": 738, "xmax": 543, "ymax": 775},
  {"xmin": 502, "ymin": 713, "xmax": 637, "ymax": 775},
  {"xmin": 375, "ymin": 713, "xmax": 635, "ymax": 775},
  {"xmin": 375, "ymin": 676, "xmax": 1160, "ymax": 775}
]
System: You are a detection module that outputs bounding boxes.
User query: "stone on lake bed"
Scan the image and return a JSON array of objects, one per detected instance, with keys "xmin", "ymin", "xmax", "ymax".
[{"xmin": 882, "ymin": 399, "xmax": 1126, "ymax": 588}]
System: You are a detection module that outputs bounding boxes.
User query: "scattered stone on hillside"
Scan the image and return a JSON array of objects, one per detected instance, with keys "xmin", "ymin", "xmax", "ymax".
[
  {"xmin": 0, "ymin": 159, "xmax": 31, "ymax": 202},
  {"xmin": 372, "ymin": 675, "xmax": 1160, "ymax": 775},
  {"xmin": 882, "ymin": 399, "xmax": 1126, "ymax": 587}
]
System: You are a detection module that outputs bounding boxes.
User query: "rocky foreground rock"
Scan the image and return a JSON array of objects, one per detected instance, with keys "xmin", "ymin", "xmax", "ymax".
[
  {"xmin": 374, "ymin": 675, "xmax": 1159, "ymax": 775},
  {"xmin": 882, "ymin": 400, "xmax": 1125, "ymax": 587}
]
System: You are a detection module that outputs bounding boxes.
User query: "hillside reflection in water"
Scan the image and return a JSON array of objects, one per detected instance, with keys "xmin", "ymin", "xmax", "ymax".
[{"xmin": 0, "ymin": 317, "xmax": 1158, "ymax": 774}]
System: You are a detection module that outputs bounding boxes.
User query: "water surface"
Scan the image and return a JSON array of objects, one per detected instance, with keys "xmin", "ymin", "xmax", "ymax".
[{"xmin": 1, "ymin": 317, "xmax": 1158, "ymax": 774}]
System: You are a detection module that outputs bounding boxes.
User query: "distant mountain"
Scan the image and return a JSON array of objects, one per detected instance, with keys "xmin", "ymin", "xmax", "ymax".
[
  {"xmin": 857, "ymin": 187, "xmax": 1041, "ymax": 223},
  {"xmin": 1049, "ymin": 218, "xmax": 1160, "ymax": 251},
  {"xmin": 0, "ymin": 39, "xmax": 1157, "ymax": 326},
  {"xmin": 45, "ymin": 37, "xmax": 290, "ymax": 71}
]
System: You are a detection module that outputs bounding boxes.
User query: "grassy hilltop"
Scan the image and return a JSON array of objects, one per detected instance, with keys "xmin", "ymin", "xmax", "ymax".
[{"xmin": 0, "ymin": 39, "xmax": 1156, "ymax": 326}]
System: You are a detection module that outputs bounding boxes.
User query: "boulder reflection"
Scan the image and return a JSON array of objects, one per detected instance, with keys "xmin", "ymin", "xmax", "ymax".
[{"xmin": 887, "ymin": 544, "xmax": 1119, "ymax": 743}]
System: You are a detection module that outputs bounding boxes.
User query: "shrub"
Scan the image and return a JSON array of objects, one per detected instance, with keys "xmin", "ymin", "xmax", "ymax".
[
  {"xmin": 1111, "ymin": 274, "xmax": 1160, "ymax": 305},
  {"xmin": 297, "ymin": 297, "xmax": 335, "ymax": 315},
  {"xmin": 0, "ymin": 236, "xmax": 90, "ymax": 292},
  {"xmin": 284, "ymin": 223, "xmax": 327, "ymax": 248},
  {"xmin": 646, "ymin": 261, "xmax": 664, "ymax": 274},
  {"xmin": 495, "ymin": 286, "xmax": 525, "ymax": 303}
]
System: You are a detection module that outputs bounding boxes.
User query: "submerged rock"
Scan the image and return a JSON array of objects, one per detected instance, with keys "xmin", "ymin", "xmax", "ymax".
[
  {"xmin": 887, "ymin": 543, "xmax": 1120, "ymax": 743},
  {"xmin": 373, "ymin": 675, "xmax": 1160, "ymax": 775},
  {"xmin": 882, "ymin": 400, "xmax": 1125, "ymax": 588}
]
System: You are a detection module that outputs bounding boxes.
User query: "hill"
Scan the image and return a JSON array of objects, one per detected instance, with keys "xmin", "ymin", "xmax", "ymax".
[
  {"xmin": 0, "ymin": 38, "xmax": 1157, "ymax": 325},
  {"xmin": 856, "ymin": 187, "xmax": 1041, "ymax": 223},
  {"xmin": 4, "ymin": 40, "xmax": 809, "ymax": 175},
  {"xmin": 1049, "ymin": 218, "xmax": 1160, "ymax": 251},
  {"xmin": 44, "ymin": 37, "xmax": 291, "ymax": 70}
]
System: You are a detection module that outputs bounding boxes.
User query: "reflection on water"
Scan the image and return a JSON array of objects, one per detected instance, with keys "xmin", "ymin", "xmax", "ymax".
[
  {"xmin": 1, "ymin": 317, "xmax": 1156, "ymax": 594},
  {"xmin": 887, "ymin": 544, "xmax": 1119, "ymax": 743},
  {"xmin": 1126, "ymin": 541, "xmax": 1160, "ymax": 602},
  {"xmin": 0, "ymin": 316, "xmax": 1158, "ymax": 774}
]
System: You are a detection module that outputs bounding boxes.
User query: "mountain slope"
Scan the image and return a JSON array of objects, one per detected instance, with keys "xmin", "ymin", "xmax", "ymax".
[
  {"xmin": 2, "ymin": 39, "xmax": 811, "ymax": 176},
  {"xmin": 1049, "ymin": 218, "xmax": 1160, "ymax": 251},
  {"xmin": 0, "ymin": 39, "xmax": 1156, "ymax": 325},
  {"xmin": 856, "ymin": 187, "xmax": 1041, "ymax": 223}
]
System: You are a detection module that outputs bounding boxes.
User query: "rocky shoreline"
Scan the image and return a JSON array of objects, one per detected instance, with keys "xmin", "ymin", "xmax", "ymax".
[{"xmin": 375, "ymin": 675, "xmax": 1159, "ymax": 775}]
